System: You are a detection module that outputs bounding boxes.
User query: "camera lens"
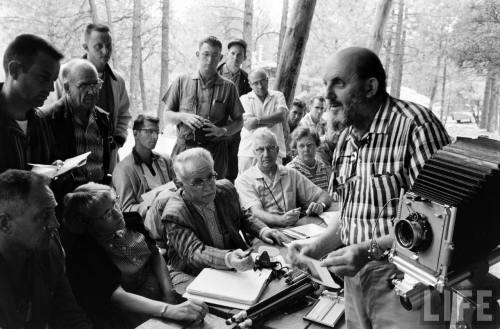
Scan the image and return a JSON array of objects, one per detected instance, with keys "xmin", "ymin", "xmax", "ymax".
[{"xmin": 395, "ymin": 213, "xmax": 432, "ymax": 252}]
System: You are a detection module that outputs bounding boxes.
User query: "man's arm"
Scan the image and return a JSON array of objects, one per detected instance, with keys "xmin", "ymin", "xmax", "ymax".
[
  {"xmin": 164, "ymin": 219, "xmax": 232, "ymax": 271},
  {"xmin": 244, "ymin": 107, "xmax": 287, "ymax": 130},
  {"xmin": 150, "ymin": 249, "xmax": 176, "ymax": 303},
  {"xmin": 113, "ymin": 74, "xmax": 132, "ymax": 144},
  {"xmin": 112, "ymin": 164, "xmax": 148, "ymax": 217}
]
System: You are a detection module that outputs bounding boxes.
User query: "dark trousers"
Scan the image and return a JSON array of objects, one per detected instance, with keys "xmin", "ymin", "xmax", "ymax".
[
  {"xmin": 226, "ymin": 134, "xmax": 240, "ymax": 182},
  {"xmin": 172, "ymin": 138, "xmax": 229, "ymax": 179}
]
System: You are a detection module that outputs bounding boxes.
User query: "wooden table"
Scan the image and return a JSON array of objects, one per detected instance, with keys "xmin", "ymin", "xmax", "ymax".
[{"xmin": 137, "ymin": 213, "xmax": 346, "ymax": 329}]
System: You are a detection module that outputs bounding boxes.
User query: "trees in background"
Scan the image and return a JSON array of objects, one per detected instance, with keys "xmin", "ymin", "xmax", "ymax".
[{"xmin": 1, "ymin": 0, "xmax": 497, "ymax": 134}]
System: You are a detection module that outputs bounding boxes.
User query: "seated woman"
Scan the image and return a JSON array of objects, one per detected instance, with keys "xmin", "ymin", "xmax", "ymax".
[
  {"xmin": 286, "ymin": 127, "xmax": 331, "ymax": 191},
  {"xmin": 61, "ymin": 182, "xmax": 207, "ymax": 329}
]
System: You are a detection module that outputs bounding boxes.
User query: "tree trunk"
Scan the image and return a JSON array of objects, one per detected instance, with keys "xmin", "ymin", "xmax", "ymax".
[
  {"xmin": 242, "ymin": 0, "xmax": 253, "ymax": 71},
  {"xmin": 390, "ymin": 0, "xmax": 404, "ymax": 98},
  {"xmin": 103, "ymin": 0, "xmax": 118, "ymax": 68},
  {"xmin": 439, "ymin": 57, "xmax": 447, "ymax": 122},
  {"xmin": 129, "ymin": 0, "xmax": 142, "ymax": 116},
  {"xmin": 274, "ymin": 0, "xmax": 317, "ymax": 107},
  {"xmin": 383, "ymin": 20, "xmax": 393, "ymax": 79},
  {"xmin": 277, "ymin": 0, "xmax": 289, "ymax": 66},
  {"xmin": 158, "ymin": 0, "xmax": 169, "ymax": 128},
  {"xmin": 429, "ymin": 41, "xmax": 443, "ymax": 112},
  {"xmin": 487, "ymin": 76, "xmax": 498, "ymax": 132},
  {"xmin": 480, "ymin": 67, "xmax": 494, "ymax": 129},
  {"xmin": 139, "ymin": 51, "xmax": 147, "ymax": 114},
  {"xmin": 368, "ymin": 0, "xmax": 393, "ymax": 54},
  {"xmin": 88, "ymin": 0, "xmax": 98, "ymax": 23}
]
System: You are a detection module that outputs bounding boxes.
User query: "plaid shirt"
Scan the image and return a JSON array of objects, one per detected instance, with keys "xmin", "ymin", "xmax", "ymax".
[{"xmin": 329, "ymin": 96, "xmax": 450, "ymax": 245}]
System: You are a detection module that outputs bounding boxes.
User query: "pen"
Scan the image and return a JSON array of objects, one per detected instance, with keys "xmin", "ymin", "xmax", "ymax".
[{"xmin": 242, "ymin": 248, "xmax": 254, "ymax": 258}]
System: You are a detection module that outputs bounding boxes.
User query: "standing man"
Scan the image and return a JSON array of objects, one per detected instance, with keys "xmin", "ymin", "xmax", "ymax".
[
  {"xmin": 289, "ymin": 47, "xmax": 450, "ymax": 329},
  {"xmin": 113, "ymin": 115, "xmax": 175, "ymax": 217},
  {"xmin": 217, "ymin": 39, "xmax": 252, "ymax": 182},
  {"xmin": 163, "ymin": 36, "xmax": 244, "ymax": 179},
  {"xmin": 44, "ymin": 59, "xmax": 113, "ymax": 187},
  {"xmin": 299, "ymin": 96, "xmax": 326, "ymax": 136},
  {"xmin": 238, "ymin": 69, "xmax": 288, "ymax": 173},
  {"xmin": 0, "ymin": 34, "xmax": 63, "ymax": 173},
  {"xmin": 52, "ymin": 23, "xmax": 131, "ymax": 173},
  {"xmin": 0, "ymin": 169, "xmax": 92, "ymax": 329}
]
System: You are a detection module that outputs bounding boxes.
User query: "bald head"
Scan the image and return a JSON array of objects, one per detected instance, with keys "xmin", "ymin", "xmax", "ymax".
[
  {"xmin": 62, "ymin": 59, "xmax": 100, "ymax": 111},
  {"xmin": 324, "ymin": 47, "xmax": 386, "ymax": 96},
  {"xmin": 61, "ymin": 58, "xmax": 97, "ymax": 84},
  {"xmin": 249, "ymin": 68, "xmax": 269, "ymax": 98}
]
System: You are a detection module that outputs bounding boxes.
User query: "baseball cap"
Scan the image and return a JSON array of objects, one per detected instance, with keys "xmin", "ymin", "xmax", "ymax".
[{"xmin": 227, "ymin": 39, "xmax": 247, "ymax": 54}]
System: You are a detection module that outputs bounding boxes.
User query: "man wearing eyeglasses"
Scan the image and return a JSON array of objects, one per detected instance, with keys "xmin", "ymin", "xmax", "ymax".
[
  {"xmin": 162, "ymin": 36, "xmax": 244, "ymax": 180},
  {"xmin": 238, "ymin": 69, "xmax": 289, "ymax": 174},
  {"xmin": 161, "ymin": 147, "xmax": 288, "ymax": 275},
  {"xmin": 44, "ymin": 58, "xmax": 113, "ymax": 188},
  {"xmin": 112, "ymin": 115, "xmax": 175, "ymax": 218},
  {"xmin": 235, "ymin": 128, "xmax": 332, "ymax": 228}
]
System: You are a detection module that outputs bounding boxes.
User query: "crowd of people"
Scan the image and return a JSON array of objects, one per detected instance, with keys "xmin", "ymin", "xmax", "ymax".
[{"xmin": 0, "ymin": 21, "xmax": 462, "ymax": 329}]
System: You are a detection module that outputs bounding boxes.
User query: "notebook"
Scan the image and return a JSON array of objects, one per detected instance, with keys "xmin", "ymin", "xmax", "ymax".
[
  {"xmin": 185, "ymin": 268, "xmax": 272, "ymax": 308},
  {"xmin": 282, "ymin": 223, "xmax": 325, "ymax": 240}
]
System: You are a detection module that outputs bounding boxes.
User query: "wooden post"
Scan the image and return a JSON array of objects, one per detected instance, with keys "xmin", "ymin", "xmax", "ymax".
[
  {"xmin": 158, "ymin": 0, "xmax": 170, "ymax": 127},
  {"xmin": 129, "ymin": 0, "xmax": 142, "ymax": 116},
  {"xmin": 277, "ymin": 0, "xmax": 289, "ymax": 65},
  {"xmin": 88, "ymin": 0, "xmax": 98, "ymax": 23},
  {"xmin": 242, "ymin": 0, "xmax": 253, "ymax": 71},
  {"xmin": 274, "ymin": 0, "xmax": 317, "ymax": 106},
  {"xmin": 368, "ymin": 0, "xmax": 393, "ymax": 55}
]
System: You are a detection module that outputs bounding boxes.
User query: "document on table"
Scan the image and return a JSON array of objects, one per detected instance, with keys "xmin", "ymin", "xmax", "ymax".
[
  {"xmin": 184, "ymin": 268, "xmax": 272, "ymax": 309},
  {"xmin": 282, "ymin": 223, "xmax": 325, "ymax": 240}
]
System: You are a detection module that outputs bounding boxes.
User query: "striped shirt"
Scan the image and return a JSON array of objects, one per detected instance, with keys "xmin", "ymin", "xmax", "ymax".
[
  {"xmin": 286, "ymin": 157, "xmax": 331, "ymax": 191},
  {"xmin": 329, "ymin": 96, "xmax": 450, "ymax": 245},
  {"xmin": 73, "ymin": 109, "xmax": 105, "ymax": 183}
]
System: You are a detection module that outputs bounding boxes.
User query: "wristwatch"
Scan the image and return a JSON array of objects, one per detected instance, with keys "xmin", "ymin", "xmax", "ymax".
[{"xmin": 221, "ymin": 127, "xmax": 228, "ymax": 136}]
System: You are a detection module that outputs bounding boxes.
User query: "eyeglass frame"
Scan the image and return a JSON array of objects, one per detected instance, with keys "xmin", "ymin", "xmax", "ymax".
[
  {"xmin": 75, "ymin": 78, "xmax": 104, "ymax": 93},
  {"xmin": 254, "ymin": 145, "xmax": 279, "ymax": 154},
  {"xmin": 184, "ymin": 172, "xmax": 218, "ymax": 190}
]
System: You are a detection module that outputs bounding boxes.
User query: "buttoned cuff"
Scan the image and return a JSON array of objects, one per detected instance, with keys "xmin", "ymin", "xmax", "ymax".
[{"xmin": 224, "ymin": 251, "xmax": 233, "ymax": 269}]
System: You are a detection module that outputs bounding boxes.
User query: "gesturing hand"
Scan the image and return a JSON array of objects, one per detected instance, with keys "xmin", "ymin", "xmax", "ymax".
[
  {"xmin": 306, "ymin": 202, "xmax": 324, "ymax": 216},
  {"xmin": 203, "ymin": 121, "xmax": 226, "ymax": 137},
  {"xmin": 320, "ymin": 243, "xmax": 369, "ymax": 277}
]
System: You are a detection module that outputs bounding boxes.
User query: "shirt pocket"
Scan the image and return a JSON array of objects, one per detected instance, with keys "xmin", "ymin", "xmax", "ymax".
[
  {"xmin": 369, "ymin": 171, "xmax": 403, "ymax": 218},
  {"xmin": 180, "ymin": 97, "xmax": 196, "ymax": 114},
  {"xmin": 210, "ymin": 100, "xmax": 226, "ymax": 123}
]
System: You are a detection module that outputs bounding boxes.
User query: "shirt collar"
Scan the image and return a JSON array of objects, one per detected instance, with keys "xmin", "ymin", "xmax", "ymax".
[
  {"xmin": 132, "ymin": 147, "xmax": 159, "ymax": 165},
  {"xmin": 82, "ymin": 54, "xmax": 117, "ymax": 80},
  {"xmin": 191, "ymin": 71, "xmax": 224, "ymax": 86},
  {"xmin": 251, "ymin": 164, "xmax": 288, "ymax": 180},
  {"xmin": 366, "ymin": 96, "xmax": 392, "ymax": 135}
]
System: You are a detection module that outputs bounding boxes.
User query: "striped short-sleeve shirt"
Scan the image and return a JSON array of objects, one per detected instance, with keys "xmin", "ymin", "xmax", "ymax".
[
  {"xmin": 329, "ymin": 96, "xmax": 450, "ymax": 245},
  {"xmin": 286, "ymin": 157, "xmax": 331, "ymax": 191}
]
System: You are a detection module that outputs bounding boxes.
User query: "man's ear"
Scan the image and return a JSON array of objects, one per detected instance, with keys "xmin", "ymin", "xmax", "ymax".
[
  {"xmin": 195, "ymin": 51, "xmax": 200, "ymax": 59},
  {"xmin": 365, "ymin": 77, "xmax": 379, "ymax": 99},
  {"xmin": 219, "ymin": 54, "xmax": 223, "ymax": 62},
  {"xmin": 0, "ymin": 213, "xmax": 13, "ymax": 234},
  {"xmin": 82, "ymin": 43, "xmax": 88, "ymax": 52},
  {"xmin": 8, "ymin": 61, "xmax": 23, "ymax": 80},
  {"xmin": 63, "ymin": 81, "xmax": 70, "ymax": 94}
]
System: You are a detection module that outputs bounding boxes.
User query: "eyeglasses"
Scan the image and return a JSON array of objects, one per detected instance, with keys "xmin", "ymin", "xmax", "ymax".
[
  {"xmin": 186, "ymin": 172, "xmax": 217, "ymax": 190},
  {"xmin": 254, "ymin": 145, "xmax": 279, "ymax": 154},
  {"xmin": 250, "ymin": 79, "xmax": 268, "ymax": 87},
  {"xmin": 332, "ymin": 151, "xmax": 358, "ymax": 190},
  {"xmin": 76, "ymin": 78, "xmax": 103, "ymax": 93},
  {"xmin": 137, "ymin": 128, "xmax": 162, "ymax": 135}
]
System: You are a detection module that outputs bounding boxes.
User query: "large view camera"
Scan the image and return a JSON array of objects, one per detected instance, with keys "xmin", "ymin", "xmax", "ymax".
[{"xmin": 389, "ymin": 137, "xmax": 500, "ymax": 320}]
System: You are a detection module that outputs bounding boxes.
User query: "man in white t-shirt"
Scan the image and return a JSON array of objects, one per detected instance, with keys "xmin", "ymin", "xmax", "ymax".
[{"xmin": 238, "ymin": 69, "xmax": 288, "ymax": 173}]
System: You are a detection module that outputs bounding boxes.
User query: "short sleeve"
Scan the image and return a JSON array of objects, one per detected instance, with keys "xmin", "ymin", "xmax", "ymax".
[
  {"xmin": 292, "ymin": 168, "xmax": 324, "ymax": 207},
  {"xmin": 162, "ymin": 76, "xmax": 182, "ymax": 113},
  {"xmin": 228, "ymin": 84, "xmax": 244, "ymax": 120},
  {"xmin": 234, "ymin": 172, "xmax": 262, "ymax": 210}
]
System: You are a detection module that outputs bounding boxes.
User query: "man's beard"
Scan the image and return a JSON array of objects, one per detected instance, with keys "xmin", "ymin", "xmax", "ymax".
[{"xmin": 342, "ymin": 93, "xmax": 366, "ymax": 127}]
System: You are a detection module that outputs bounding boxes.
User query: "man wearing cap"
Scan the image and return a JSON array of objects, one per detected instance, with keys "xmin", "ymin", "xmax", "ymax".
[
  {"xmin": 217, "ymin": 38, "xmax": 251, "ymax": 182},
  {"xmin": 163, "ymin": 36, "xmax": 243, "ymax": 179}
]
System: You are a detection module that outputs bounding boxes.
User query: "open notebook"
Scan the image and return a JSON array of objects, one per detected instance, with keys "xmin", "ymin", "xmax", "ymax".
[{"xmin": 184, "ymin": 268, "xmax": 272, "ymax": 309}]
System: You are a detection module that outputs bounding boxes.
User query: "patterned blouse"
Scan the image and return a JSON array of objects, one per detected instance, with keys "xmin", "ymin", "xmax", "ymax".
[{"xmin": 286, "ymin": 157, "xmax": 331, "ymax": 191}]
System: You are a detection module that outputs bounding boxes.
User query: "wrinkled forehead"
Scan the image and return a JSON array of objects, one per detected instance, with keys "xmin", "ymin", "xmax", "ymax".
[
  {"xmin": 180, "ymin": 161, "xmax": 214, "ymax": 181},
  {"xmin": 249, "ymin": 71, "xmax": 267, "ymax": 83},
  {"xmin": 254, "ymin": 135, "xmax": 277, "ymax": 147},
  {"xmin": 323, "ymin": 52, "xmax": 358, "ymax": 83}
]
